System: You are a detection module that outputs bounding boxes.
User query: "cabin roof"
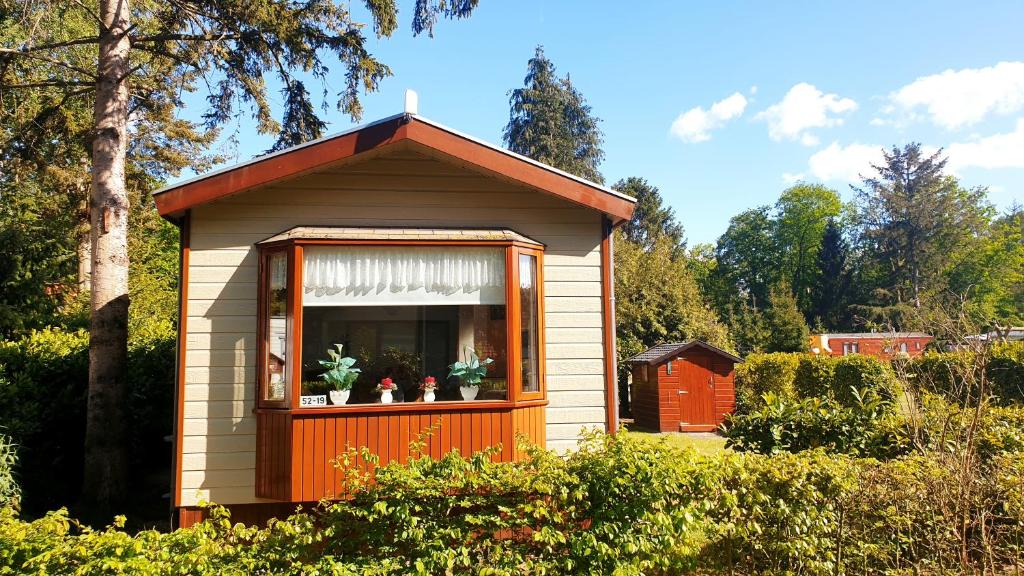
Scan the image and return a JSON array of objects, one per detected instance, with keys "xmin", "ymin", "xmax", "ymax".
[
  {"xmin": 257, "ymin": 226, "xmax": 543, "ymax": 246},
  {"xmin": 821, "ymin": 332, "xmax": 932, "ymax": 340},
  {"xmin": 627, "ymin": 341, "xmax": 742, "ymax": 365},
  {"xmin": 153, "ymin": 113, "xmax": 636, "ymax": 224}
]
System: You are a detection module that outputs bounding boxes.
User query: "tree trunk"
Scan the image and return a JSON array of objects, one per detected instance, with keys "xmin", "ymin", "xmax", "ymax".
[{"xmin": 81, "ymin": 0, "xmax": 131, "ymax": 519}]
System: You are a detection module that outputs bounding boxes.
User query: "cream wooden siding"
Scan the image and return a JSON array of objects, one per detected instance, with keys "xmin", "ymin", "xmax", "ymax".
[{"xmin": 180, "ymin": 150, "xmax": 608, "ymax": 506}]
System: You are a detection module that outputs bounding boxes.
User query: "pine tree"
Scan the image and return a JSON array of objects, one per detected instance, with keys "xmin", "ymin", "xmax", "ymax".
[
  {"xmin": 615, "ymin": 177, "xmax": 686, "ymax": 256},
  {"xmin": 503, "ymin": 46, "xmax": 604, "ymax": 183},
  {"xmin": 763, "ymin": 284, "xmax": 810, "ymax": 353},
  {"xmin": 811, "ymin": 219, "xmax": 850, "ymax": 329},
  {"xmin": 854, "ymin": 144, "xmax": 991, "ymax": 314}
]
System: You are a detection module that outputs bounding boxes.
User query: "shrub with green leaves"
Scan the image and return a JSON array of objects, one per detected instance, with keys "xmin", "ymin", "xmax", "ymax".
[
  {"xmin": 734, "ymin": 352, "xmax": 801, "ymax": 411},
  {"xmin": 0, "ymin": 327, "xmax": 174, "ymax": 517},
  {"xmin": 0, "ymin": 434, "xmax": 19, "ymax": 510},
  {"xmin": 0, "ymin": 431, "xmax": 1021, "ymax": 574},
  {"xmin": 723, "ymin": 391, "xmax": 907, "ymax": 458}
]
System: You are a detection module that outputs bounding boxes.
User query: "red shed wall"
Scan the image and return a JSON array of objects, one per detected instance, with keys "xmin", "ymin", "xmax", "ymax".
[{"xmin": 630, "ymin": 365, "xmax": 661, "ymax": 431}]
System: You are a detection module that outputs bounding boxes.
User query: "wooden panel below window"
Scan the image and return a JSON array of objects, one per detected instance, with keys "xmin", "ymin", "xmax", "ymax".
[{"xmin": 256, "ymin": 404, "xmax": 546, "ymax": 502}]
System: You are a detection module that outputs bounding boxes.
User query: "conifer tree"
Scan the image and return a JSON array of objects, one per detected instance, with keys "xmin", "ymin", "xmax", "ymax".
[
  {"xmin": 503, "ymin": 46, "xmax": 604, "ymax": 183},
  {"xmin": 615, "ymin": 177, "xmax": 686, "ymax": 257},
  {"xmin": 811, "ymin": 218, "xmax": 850, "ymax": 328},
  {"xmin": 763, "ymin": 284, "xmax": 810, "ymax": 353}
]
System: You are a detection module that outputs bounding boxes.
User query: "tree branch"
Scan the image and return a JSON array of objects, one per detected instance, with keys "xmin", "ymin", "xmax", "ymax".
[
  {"xmin": 0, "ymin": 80, "xmax": 94, "ymax": 89},
  {"xmin": 131, "ymin": 32, "xmax": 240, "ymax": 44},
  {"xmin": 3, "ymin": 51, "xmax": 96, "ymax": 79},
  {"xmin": 0, "ymin": 36, "xmax": 100, "ymax": 53}
]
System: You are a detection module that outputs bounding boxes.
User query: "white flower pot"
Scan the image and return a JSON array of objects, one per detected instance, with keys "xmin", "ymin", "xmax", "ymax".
[
  {"xmin": 460, "ymin": 385, "xmax": 479, "ymax": 401},
  {"xmin": 381, "ymin": 390, "xmax": 394, "ymax": 404},
  {"xmin": 424, "ymin": 390, "xmax": 436, "ymax": 402},
  {"xmin": 329, "ymin": 390, "xmax": 350, "ymax": 405}
]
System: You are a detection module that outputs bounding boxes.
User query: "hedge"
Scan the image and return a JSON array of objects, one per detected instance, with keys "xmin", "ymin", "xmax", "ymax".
[
  {"xmin": 734, "ymin": 352, "xmax": 800, "ymax": 411},
  {"xmin": 0, "ymin": 328, "xmax": 174, "ymax": 517},
  {"xmin": 905, "ymin": 342, "xmax": 1024, "ymax": 404},
  {"xmin": 0, "ymin": 433, "xmax": 1020, "ymax": 575}
]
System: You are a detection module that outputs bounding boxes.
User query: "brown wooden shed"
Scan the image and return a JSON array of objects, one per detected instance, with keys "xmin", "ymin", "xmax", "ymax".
[{"xmin": 628, "ymin": 341, "xmax": 741, "ymax": 432}]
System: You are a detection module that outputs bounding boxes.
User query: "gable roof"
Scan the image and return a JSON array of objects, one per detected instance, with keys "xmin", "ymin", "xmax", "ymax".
[
  {"xmin": 153, "ymin": 113, "xmax": 636, "ymax": 223},
  {"xmin": 627, "ymin": 340, "xmax": 742, "ymax": 365}
]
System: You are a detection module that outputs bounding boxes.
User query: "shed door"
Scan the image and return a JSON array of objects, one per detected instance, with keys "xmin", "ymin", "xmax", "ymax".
[{"xmin": 678, "ymin": 354, "xmax": 715, "ymax": 427}]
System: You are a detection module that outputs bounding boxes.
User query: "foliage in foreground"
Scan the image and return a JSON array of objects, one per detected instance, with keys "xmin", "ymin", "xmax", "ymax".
[{"xmin": 0, "ymin": 432, "xmax": 1021, "ymax": 575}]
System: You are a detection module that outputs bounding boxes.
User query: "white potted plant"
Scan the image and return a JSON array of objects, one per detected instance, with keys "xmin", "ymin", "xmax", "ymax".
[
  {"xmin": 376, "ymin": 377, "xmax": 398, "ymax": 404},
  {"xmin": 420, "ymin": 376, "xmax": 438, "ymax": 402},
  {"xmin": 448, "ymin": 347, "xmax": 493, "ymax": 401},
  {"xmin": 319, "ymin": 344, "xmax": 359, "ymax": 405}
]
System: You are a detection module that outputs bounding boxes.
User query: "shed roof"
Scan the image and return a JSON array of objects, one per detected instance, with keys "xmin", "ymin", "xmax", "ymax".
[
  {"xmin": 153, "ymin": 113, "xmax": 636, "ymax": 224},
  {"xmin": 627, "ymin": 341, "xmax": 742, "ymax": 365},
  {"xmin": 258, "ymin": 226, "xmax": 543, "ymax": 246}
]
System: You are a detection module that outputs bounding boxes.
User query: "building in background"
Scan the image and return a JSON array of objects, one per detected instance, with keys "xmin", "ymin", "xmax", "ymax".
[{"xmin": 809, "ymin": 332, "xmax": 933, "ymax": 359}]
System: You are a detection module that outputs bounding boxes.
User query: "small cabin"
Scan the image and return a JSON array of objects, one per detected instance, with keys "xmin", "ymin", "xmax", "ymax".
[
  {"xmin": 810, "ymin": 332, "xmax": 933, "ymax": 359},
  {"xmin": 154, "ymin": 108, "xmax": 636, "ymax": 527},
  {"xmin": 627, "ymin": 341, "xmax": 741, "ymax": 433}
]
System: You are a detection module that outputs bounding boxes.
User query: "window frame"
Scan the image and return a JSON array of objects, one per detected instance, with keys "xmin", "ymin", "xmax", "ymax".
[{"xmin": 256, "ymin": 237, "xmax": 546, "ymax": 412}]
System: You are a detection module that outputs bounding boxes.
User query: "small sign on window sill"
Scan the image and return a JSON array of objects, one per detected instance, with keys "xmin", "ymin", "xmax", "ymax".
[{"xmin": 300, "ymin": 395, "xmax": 327, "ymax": 407}]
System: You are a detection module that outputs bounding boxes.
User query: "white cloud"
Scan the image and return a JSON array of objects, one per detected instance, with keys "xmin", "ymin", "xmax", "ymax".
[
  {"xmin": 888, "ymin": 62, "xmax": 1024, "ymax": 130},
  {"xmin": 781, "ymin": 172, "xmax": 805, "ymax": 184},
  {"xmin": 670, "ymin": 92, "xmax": 748, "ymax": 143},
  {"xmin": 808, "ymin": 142, "xmax": 884, "ymax": 183},
  {"xmin": 756, "ymin": 83, "xmax": 857, "ymax": 146},
  {"xmin": 946, "ymin": 118, "xmax": 1024, "ymax": 172}
]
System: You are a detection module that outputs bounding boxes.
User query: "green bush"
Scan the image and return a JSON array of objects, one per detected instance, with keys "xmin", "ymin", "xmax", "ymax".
[
  {"xmin": 0, "ymin": 327, "xmax": 174, "ymax": 516},
  {"xmin": 734, "ymin": 352, "xmax": 800, "ymax": 411},
  {"xmin": 907, "ymin": 343, "xmax": 1024, "ymax": 404},
  {"xmin": 723, "ymin": 392, "xmax": 907, "ymax": 458},
  {"xmin": 832, "ymin": 354, "xmax": 899, "ymax": 405},
  {"xmin": 989, "ymin": 342, "xmax": 1024, "ymax": 403},
  {"xmin": 0, "ymin": 433, "xmax": 1019, "ymax": 575},
  {"xmin": 0, "ymin": 434, "xmax": 18, "ymax": 510},
  {"xmin": 793, "ymin": 354, "xmax": 836, "ymax": 399}
]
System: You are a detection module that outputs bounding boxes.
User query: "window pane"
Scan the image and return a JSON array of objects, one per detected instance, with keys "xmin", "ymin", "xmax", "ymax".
[
  {"xmin": 264, "ymin": 252, "xmax": 288, "ymax": 402},
  {"xmin": 300, "ymin": 304, "xmax": 507, "ymax": 405},
  {"xmin": 519, "ymin": 253, "xmax": 540, "ymax": 394}
]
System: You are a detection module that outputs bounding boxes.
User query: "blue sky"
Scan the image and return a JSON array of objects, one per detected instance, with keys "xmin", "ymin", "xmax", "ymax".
[{"xmin": 174, "ymin": 1, "xmax": 1024, "ymax": 245}]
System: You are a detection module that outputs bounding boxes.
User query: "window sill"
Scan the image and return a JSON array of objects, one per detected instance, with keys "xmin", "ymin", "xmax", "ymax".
[{"xmin": 255, "ymin": 398, "xmax": 548, "ymax": 416}]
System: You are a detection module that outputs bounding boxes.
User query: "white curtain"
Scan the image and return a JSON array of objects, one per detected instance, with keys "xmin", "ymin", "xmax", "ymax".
[{"xmin": 303, "ymin": 246, "xmax": 506, "ymax": 306}]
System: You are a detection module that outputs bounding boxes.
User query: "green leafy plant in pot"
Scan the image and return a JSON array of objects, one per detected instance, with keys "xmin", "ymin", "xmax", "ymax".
[
  {"xmin": 448, "ymin": 347, "xmax": 493, "ymax": 401},
  {"xmin": 319, "ymin": 344, "xmax": 360, "ymax": 405}
]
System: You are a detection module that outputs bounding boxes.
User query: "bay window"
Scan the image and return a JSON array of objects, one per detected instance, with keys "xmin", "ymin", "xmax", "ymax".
[{"xmin": 257, "ymin": 230, "xmax": 546, "ymax": 410}]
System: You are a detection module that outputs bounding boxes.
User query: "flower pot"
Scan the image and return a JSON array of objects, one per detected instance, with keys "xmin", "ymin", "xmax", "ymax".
[
  {"xmin": 329, "ymin": 390, "xmax": 350, "ymax": 405},
  {"xmin": 424, "ymin": 390, "xmax": 436, "ymax": 402},
  {"xmin": 460, "ymin": 385, "xmax": 479, "ymax": 401},
  {"xmin": 381, "ymin": 390, "xmax": 394, "ymax": 404}
]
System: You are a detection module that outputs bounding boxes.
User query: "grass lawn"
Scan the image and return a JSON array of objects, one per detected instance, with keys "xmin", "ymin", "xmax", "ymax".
[{"xmin": 621, "ymin": 428, "xmax": 729, "ymax": 456}]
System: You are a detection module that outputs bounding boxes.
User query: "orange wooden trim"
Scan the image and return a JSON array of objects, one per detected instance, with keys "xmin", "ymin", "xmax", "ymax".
[
  {"xmin": 515, "ymin": 247, "xmax": 545, "ymax": 402},
  {"xmin": 172, "ymin": 211, "xmax": 191, "ymax": 510},
  {"xmin": 264, "ymin": 399, "xmax": 549, "ymax": 417},
  {"xmin": 289, "ymin": 244, "xmax": 304, "ymax": 410},
  {"xmin": 257, "ymin": 249, "xmax": 290, "ymax": 410},
  {"xmin": 290, "ymin": 239, "xmax": 543, "ymax": 249},
  {"xmin": 153, "ymin": 117, "xmax": 634, "ymax": 224},
  {"xmin": 154, "ymin": 117, "xmax": 408, "ymax": 217},
  {"xmin": 403, "ymin": 122, "xmax": 635, "ymax": 224},
  {"xmin": 506, "ymin": 246, "xmax": 520, "ymax": 403},
  {"xmin": 601, "ymin": 218, "xmax": 618, "ymax": 434}
]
